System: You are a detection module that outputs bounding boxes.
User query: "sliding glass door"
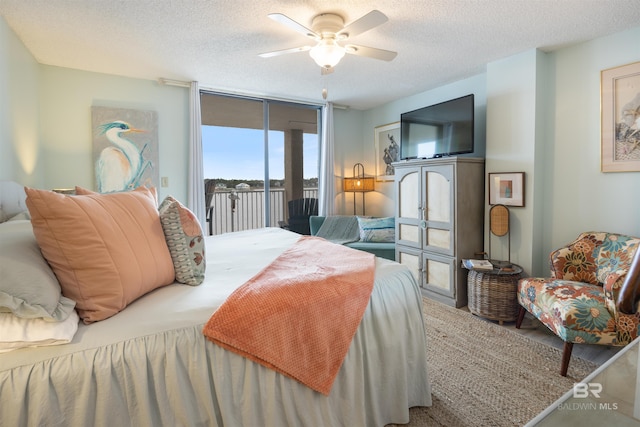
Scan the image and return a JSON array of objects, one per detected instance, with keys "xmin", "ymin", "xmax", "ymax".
[{"xmin": 201, "ymin": 93, "xmax": 320, "ymax": 235}]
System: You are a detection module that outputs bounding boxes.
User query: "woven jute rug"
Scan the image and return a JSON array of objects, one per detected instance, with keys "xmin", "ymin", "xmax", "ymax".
[{"xmin": 390, "ymin": 297, "xmax": 600, "ymax": 427}]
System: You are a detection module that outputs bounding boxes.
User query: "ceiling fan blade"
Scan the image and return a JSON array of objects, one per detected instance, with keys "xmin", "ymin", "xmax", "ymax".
[
  {"xmin": 345, "ymin": 44, "xmax": 397, "ymax": 61},
  {"xmin": 259, "ymin": 45, "xmax": 312, "ymax": 58},
  {"xmin": 268, "ymin": 13, "xmax": 319, "ymax": 39},
  {"xmin": 338, "ymin": 10, "xmax": 388, "ymax": 39}
]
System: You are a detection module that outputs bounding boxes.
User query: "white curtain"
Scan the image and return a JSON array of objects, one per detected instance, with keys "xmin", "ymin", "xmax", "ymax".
[
  {"xmin": 318, "ymin": 102, "xmax": 335, "ymax": 216},
  {"xmin": 188, "ymin": 81, "xmax": 206, "ymax": 226}
]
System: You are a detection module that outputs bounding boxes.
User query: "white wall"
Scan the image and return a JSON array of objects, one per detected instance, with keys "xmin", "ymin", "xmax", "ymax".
[
  {"xmin": 332, "ymin": 107, "xmax": 365, "ymax": 214},
  {"xmin": 358, "ymin": 74, "xmax": 488, "ymax": 218},
  {"xmin": 37, "ymin": 66, "xmax": 189, "ymax": 202},
  {"xmin": 0, "ymin": 16, "xmax": 191, "ymax": 202},
  {"xmin": 485, "ymin": 49, "xmax": 542, "ymax": 273},
  {"xmin": 486, "ymin": 27, "xmax": 640, "ymax": 275},
  {"xmin": 2, "ymin": 12, "xmax": 639, "ymax": 276},
  {"xmin": 543, "ymin": 25, "xmax": 640, "ymax": 264},
  {"xmin": 355, "ymin": 24, "xmax": 640, "ymax": 276},
  {"xmin": 0, "ymin": 17, "xmax": 40, "ymax": 186}
]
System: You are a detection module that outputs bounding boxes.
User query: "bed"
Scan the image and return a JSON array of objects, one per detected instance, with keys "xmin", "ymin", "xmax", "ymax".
[{"xmin": 0, "ymin": 181, "xmax": 432, "ymax": 426}]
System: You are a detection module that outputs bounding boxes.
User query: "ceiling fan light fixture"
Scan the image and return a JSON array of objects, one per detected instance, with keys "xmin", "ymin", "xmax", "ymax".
[
  {"xmin": 261, "ymin": 10, "xmax": 396, "ymax": 70},
  {"xmin": 309, "ymin": 38, "xmax": 346, "ymax": 68}
]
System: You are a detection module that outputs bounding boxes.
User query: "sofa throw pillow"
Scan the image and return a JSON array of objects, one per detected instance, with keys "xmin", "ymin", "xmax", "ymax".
[
  {"xmin": 158, "ymin": 196, "xmax": 206, "ymax": 286},
  {"xmin": 356, "ymin": 216, "xmax": 395, "ymax": 243},
  {"xmin": 0, "ymin": 220, "xmax": 76, "ymax": 321},
  {"xmin": 25, "ymin": 186, "xmax": 176, "ymax": 323}
]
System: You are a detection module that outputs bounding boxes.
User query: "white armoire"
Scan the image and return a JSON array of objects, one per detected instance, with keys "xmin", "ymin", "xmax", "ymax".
[{"xmin": 394, "ymin": 157, "xmax": 485, "ymax": 307}]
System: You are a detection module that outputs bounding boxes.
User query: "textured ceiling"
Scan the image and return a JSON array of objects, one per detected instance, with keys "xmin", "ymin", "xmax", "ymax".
[{"xmin": 1, "ymin": 0, "xmax": 639, "ymax": 110}]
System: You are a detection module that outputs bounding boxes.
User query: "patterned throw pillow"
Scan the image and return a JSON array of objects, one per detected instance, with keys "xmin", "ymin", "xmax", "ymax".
[
  {"xmin": 159, "ymin": 196, "xmax": 206, "ymax": 286},
  {"xmin": 356, "ymin": 217, "xmax": 395, "ymax": 243}
]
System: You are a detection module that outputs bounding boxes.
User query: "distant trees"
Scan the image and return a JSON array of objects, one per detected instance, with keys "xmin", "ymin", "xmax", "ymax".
[{"xmin": 209, "ymin": 178, "xmax": 318, "ymax": 190}]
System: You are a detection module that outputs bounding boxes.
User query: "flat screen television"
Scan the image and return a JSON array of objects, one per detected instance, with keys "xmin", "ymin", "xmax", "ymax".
[{"xmin": 400, "ymin": 94, "xmax": 474, "ymax": 160}]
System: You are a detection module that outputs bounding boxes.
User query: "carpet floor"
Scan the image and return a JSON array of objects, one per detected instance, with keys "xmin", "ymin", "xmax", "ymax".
[{"xmin": 390, "ymin": 297, "xmax": 599, "ymax": 427}]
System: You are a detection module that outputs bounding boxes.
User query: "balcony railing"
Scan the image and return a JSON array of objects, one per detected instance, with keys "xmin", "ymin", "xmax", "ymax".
[{"xmin": 208, "ymin": 188, "xmax": 318, "ymax": 235}]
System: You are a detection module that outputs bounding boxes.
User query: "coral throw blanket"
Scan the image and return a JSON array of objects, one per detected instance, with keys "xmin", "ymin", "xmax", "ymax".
[{"xmin": 203, "ymin": 236, "xmax": 375, "ymax": 395}]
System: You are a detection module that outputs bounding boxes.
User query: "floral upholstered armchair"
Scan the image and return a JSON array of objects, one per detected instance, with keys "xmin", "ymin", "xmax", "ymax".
[{"xmin": 516, "ymin": 232, "xmax": 640, "ymax": 376}]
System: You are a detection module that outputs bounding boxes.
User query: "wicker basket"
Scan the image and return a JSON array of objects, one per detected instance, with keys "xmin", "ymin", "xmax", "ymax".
[{"xmin": 467, "ymin": 268, "xmax": 523, "ymax": 323}]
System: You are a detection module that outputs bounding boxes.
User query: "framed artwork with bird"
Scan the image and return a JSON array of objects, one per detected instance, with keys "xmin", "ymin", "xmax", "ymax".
[
  {"xmin": 601, "ymin": 61, "xmax": 640, "ymax": 172},
  {"xmin": 92, "ymin": 106, "xmax": 159, "ymax": 193}
]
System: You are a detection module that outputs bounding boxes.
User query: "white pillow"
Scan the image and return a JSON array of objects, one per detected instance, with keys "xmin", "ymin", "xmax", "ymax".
[
  {"xmin": 6, "ymin": 211, "xmax": 30, "ymax": 221},
  {"xmin": 0, "ymin": 220, "xmax": 76, "ymax": 321},
  {"xmin": 0, "ymin": 309, "xmax": 79, "ymax": 353}
]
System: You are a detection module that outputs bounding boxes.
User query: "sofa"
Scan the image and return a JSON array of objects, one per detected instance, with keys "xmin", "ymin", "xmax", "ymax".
[{"xmin": 310, "ymin": 215, "xmax": 396, "ymax": 261}]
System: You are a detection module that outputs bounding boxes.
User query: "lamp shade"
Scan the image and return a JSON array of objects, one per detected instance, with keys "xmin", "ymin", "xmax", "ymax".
[
  {"xmin": 309, "ymin": 38, "xmax": 346, "ymax": 68},
  {"xmin": 343, "ymin": 176, "xmax": 375, "ymax": 192}
]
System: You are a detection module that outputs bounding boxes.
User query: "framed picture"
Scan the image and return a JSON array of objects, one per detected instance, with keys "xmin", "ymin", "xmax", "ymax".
[
  {"xmin": 488, "ymin": 172, "xmax": 525, "ymax": 207},
  {"xmin": 601, "ymin": 61, "xmax": 640, "ymax": 172},
  {"xmin": 374, "ymin": 121, "xmax": 400, "ymax": 181},
  {"xmin": 91, "ymin": 106, "xmax": 159, "ymax": 193}
]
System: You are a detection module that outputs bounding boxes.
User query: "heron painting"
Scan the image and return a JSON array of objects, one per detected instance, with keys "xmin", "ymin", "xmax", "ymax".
[{"xmin": 92, "ymin": 107, "xmax": 159, "ymax": 193}]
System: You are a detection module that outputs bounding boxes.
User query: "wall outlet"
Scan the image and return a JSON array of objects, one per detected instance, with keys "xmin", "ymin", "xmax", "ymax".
[{"xmin": 161, "ymin": 177, "xmax": 169, "ymax": 187}]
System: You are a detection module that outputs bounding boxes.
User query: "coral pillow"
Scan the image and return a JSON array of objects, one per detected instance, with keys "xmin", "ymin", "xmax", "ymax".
[
  {"xmin": 25, "ymin": 186, "xmax": 176, "ymax": 323},
  {"xmin": 75, "ymin": 185, "xmax": 158, "ymax": 207}
]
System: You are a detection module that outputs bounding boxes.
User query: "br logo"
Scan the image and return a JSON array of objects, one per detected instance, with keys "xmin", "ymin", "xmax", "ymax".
[{"xmin": 573, "ymin": 382, "xmax": 602, "ymax": 398}]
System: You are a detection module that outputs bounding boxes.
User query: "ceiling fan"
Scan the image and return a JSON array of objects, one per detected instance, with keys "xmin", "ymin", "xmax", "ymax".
[{"xmin": 259, "ymin": 10, "xmax": 397, "ymax": 72}]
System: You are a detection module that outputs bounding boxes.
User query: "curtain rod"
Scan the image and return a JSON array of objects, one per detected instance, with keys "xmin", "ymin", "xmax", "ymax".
[{"xmin": 157, "ymin": 78, "xmax": 349, "ymax": 110}]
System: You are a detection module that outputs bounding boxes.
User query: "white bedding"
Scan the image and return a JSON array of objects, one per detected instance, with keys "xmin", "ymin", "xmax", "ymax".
[{"xmin": 0, "ymin": 227, "xmax": 431, "ymax": 426}]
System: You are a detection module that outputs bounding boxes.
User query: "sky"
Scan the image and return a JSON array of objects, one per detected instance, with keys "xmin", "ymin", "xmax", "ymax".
[{"xmin": 202, "ymin": 126, "xmax": 318, "ymax": 180}]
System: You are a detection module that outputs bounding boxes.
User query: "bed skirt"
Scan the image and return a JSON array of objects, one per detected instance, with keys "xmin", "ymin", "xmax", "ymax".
[{"xmin": 0, "ymin": 228, "xmax": 431, "ymax": 426}]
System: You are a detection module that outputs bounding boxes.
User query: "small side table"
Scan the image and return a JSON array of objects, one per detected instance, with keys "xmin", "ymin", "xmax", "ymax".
[{"xmin": 467, "ymin": 262, "xmax": 523, "ymax": 324}]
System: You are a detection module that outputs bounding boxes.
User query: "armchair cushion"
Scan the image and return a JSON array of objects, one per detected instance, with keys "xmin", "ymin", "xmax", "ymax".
[
  {"xmin": 549, "ymin": 232, "xmax": 639, "ymax": 285},
  {"xmin": 595, "ymin": 234, "xmax": 637, "ymax": 284},
  {"xmin": 549, "ymin": 233, "xmax": 601, "ymax": 283},
  {"xmin": 518, "ymin": 231, "xmax": 640, "ymax": 347},
  {"xmin": 518, "ymin": 278, "xmax": 617, "ymax": 345}
]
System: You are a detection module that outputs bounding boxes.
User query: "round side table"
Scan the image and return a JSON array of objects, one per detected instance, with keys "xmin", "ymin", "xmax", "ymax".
[{"xmin": 467, "ymin": 262, "xmax": 523, "ymax": 324}]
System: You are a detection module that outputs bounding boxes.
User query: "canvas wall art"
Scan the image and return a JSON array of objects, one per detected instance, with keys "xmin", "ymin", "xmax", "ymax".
[
  {"xmin": 374, "ymin": 121, "xmax": 400, "ymax": 181},
  {"xmin": 92, "ymin": 106, "xmax": 159, "ymax": 193},
  {"xmin": 601, "ymin": 61, "xmax": 640, "ymax": 172},
  {"xmin": 488, "ymin": 172, "xmax": 524, "ymax": 207}
]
